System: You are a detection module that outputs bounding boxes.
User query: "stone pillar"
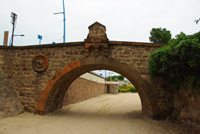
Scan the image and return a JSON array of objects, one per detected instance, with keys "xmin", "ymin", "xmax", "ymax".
[{"xmin": 3, "ymin": 31, "xmax": 9, "ymax": 46}]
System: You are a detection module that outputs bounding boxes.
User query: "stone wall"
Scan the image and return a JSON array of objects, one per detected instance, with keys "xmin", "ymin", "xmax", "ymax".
[
  {"xmin": 0, "ymin": 44, "xmax": 85, "ymax": 113},
  {"xmin": 172, "ymin": 82, "xmax": 200, "ymax": 133},
  {"xmin": 63, "ymin": 77, "xmax": 105, "ymax": 106},
  {"xmin": 0, "ymin": 69, "xmax": 24, "ymax": 119},
  {"xmin": 107, "ymin": 84, "xmax": 119, "ymax": 94},
  {"xmin": 108, "ymin": 43, "xmax": 159, "ymax": 81},
  {"xmin": 149, "ymin": 77, "xmax": 174, "ymax": 118}
]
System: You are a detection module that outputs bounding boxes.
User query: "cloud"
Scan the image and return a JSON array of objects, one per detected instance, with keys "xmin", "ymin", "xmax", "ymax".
[{"xmin": 0, "ymin": 0, "xmax": 200, "ymax": 46}]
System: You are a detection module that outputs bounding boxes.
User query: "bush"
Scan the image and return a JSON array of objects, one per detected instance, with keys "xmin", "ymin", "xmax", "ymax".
[
  {"xmin": 126, "ymin": 88, "xmax": 131, "ymax": 92},
  {"xmin": 121, "ymin": 89, "xmax": 126, "ymax": 93},
  {"xmin": 149, "ymin": 31, "xmax": 200, "ymax": 91},
  {"xmin": 118, "ymin": 84, "xmax": 137, "ymax": 93},
  {"xmin": 130, "ymin": 87, "xmax": 137, "ymax": 92},
  {"xmin": 127, "ymin": 84, "xmax": 133, "ymax": 89},
  {"xmin": 119, "ymin": 85, "xmax": 126, "ymax": 89}
]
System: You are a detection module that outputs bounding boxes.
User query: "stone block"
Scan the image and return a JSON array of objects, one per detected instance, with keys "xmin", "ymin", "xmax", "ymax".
[
  {"xmin": 152, "ymin": 107, "xmax": 161, "ymax": 115},
  {"xmin": 149, "ymin": 100, "xmax": 159, "ymax": 109},
  {"xmin": 141, "ymin": 80, "xmax": 152, "ymax": 95},
  {"xmin": 79, "ymin": 58, "xmax": 87, "ymax": 66},
  {"xmin": 148, "ymin": 93, "xmax": 157, "ymax": 102}
]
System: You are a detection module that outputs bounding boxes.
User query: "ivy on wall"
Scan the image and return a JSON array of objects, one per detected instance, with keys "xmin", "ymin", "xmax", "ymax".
[{"xmin": 149, "ymin": 31, "xmax": 200, "ymax": 91}]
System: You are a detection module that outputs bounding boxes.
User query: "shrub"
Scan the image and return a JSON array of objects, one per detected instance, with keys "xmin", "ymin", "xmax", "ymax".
[
  {"xmin": 130, "ymin": 87, "xmax": 137, "ymax": 92},
  {"xmin": 127, "ymin": 84, "xmax": 137, "ymax": 92},
  {"xmin": 120, "ymin": 88, "xmax": 126, "ymax": 93},
  {"xmin": 127, "ymin": 84, "xmax": 133, "ymax": 89},
  {"xmin": 118, "ymin": 83, "xmax": 138, "ymax": 93},
  {"xmin": 126, "ymin": 88, "xmax": 131, "ymax": 92},
  {"xmin": 149, "ymin": 31, "xmax": 200, "ymax": 91},
  {"xmin": 119, "ymin": 85, "xmax": 126, "ymax": 89}
]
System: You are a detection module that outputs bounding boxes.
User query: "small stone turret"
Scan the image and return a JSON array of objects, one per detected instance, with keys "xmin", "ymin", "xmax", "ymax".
[
  {"xmin": 84, "ymin": 21, "xmax": 109, "ymax": 57},
  {"xmin": 87, "ymin": 21, "xmax": 107, "ymax": 39}
]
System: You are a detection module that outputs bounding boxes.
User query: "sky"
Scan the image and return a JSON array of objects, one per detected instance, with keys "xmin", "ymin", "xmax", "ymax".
[{"xmin": 1, "ymin": 0, "xmax": 200, "ymax": 77}]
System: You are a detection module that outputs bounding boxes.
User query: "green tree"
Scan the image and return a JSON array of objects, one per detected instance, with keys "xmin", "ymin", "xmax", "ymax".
[
  {"xmin": 107, "ymin": 75, "xmax": 125, "ymax": 81},
  {"xmin": 106, "ymin": 76, "xmax": 112, "ymax": 81},
  {"xmin": 149, "ymin": 28, "xmax": 171, "ymax": 44},
  {"xmin": 117, "ymin": 75, "xmax": 124, "ymax": 80},
  {"xmin": 112, "ymin": 76, "xmax": 118, "ymax": 81}
]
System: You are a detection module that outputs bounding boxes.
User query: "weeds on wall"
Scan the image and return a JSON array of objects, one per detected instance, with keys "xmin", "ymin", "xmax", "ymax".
[{"xmin": 149, "ymin": 31, "xmax": 200, "ymax": 91}]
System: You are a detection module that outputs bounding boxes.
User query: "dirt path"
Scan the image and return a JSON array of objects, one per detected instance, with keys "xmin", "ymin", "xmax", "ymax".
[{"xmin": 0, "ymin": 93, "xmax": 177, "ymax": 134}]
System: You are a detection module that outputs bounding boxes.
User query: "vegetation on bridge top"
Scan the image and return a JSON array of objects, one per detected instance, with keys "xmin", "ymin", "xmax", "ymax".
[{"xmin": 149, "ymin": 31, "xmax": 200, "ymax": 91}]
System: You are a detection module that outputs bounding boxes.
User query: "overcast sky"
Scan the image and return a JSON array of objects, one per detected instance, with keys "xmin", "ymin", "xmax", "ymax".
[
  {"xmin": 1, "ymin": 0, "xmax": 200, "ymax": 46},
  {"xmin": 1, "ymin": 0, "xmax": 200, "ymax": 77}
]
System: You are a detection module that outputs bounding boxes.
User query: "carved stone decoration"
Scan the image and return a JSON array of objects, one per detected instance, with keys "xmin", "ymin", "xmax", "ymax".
[
  {"xmin": 32, "ymin": 54, "xmax": 48, "ymax": 72},
  {"xmin": 85, "ymin": 43, "xmax": 108, "ymax": 57},
  {"xmin": 84, "ymin": 21, "xmax": 109, "ymax": 57}
]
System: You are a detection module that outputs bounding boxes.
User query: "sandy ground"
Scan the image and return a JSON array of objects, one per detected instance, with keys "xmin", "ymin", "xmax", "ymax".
[{"xmin": 0, "ymin": 93, "xmax": 177, "ymax": 134}]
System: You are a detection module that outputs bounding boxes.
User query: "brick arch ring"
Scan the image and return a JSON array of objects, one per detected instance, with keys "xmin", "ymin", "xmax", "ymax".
[{"xmin": 37, "ymin": 57, "xmax": 161, "ymax": 119}]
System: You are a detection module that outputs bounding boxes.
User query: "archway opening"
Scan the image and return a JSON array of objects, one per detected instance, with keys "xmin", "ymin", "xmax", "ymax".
[
  {"xmin": 62, "ymin": 70, "xmax": 138, "ymax": 107},
  {"xmin": 37, "ymin": 57, "xmax": 160, "ymax": 119}
]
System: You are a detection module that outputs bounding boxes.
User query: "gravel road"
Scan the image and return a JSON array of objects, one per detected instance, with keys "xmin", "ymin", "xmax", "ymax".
[{"xmin": 0, "ymin": 93, "xmax": 177, "ymax": 134}]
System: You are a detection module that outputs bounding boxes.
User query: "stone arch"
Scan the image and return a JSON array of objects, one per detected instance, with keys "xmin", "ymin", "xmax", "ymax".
[{"xmin": 37, "ymin": 57, "xmax": 161, "ymax": 119}]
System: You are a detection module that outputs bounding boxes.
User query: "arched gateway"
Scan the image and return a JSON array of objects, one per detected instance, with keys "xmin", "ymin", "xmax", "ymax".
[
  {"xmin": 36, "ymin": 22, "xmax": 163, "ymax": 119},
  {"xmin": 0, "ymin": 21, "xmax": 175, "ymax": 120},
  {"xmin": 37, "ymin": 57, "xmax": 161, "ymax": 119}
]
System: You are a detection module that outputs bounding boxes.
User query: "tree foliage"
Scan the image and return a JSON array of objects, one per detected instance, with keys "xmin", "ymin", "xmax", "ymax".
[
  {"xmin": 117, "ymin": 75, "xmax": 124, "ymax": 80},
  {"xmin": 107, "ymin": 75, "xmax": 124, "ymax": 81},
  {"xmin": 149, "ymin": 31, "xmax": 200, "ymax": 90},
  {"xmin": 149, "ymin": 28, "xmax": 172, "ymax": 44}
]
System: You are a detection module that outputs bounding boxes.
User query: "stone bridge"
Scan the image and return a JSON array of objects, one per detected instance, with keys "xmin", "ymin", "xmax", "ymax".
[{"xmin": 0, "ymin": 22, "xmax": 174, "ymax": 120}]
